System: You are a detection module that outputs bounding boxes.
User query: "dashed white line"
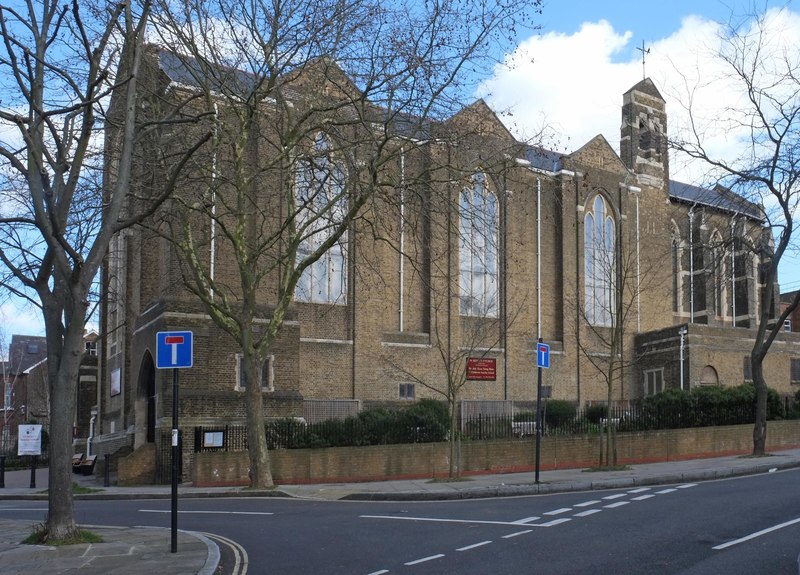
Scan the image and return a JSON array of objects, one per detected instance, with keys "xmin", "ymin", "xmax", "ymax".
[
  {"xmin": 574, "ymin": 509, "xmax": 603, "ymax": 517},
  {"xmin": 140, "ymin": 509, "xmax": 273, "ymax": 516},
  {"xmin": 367, "ymin": 570, "xmax": 389, "ymax": 575},
  {"xmin": 457, "ymin": 541, "xmax": 492, "ymax": 551},
  {"xmin": 603, "ymin": 501, "xmax": 629, "ymax": 509},
  {"xmin": 512, "ymin": 516, "xmax": 540, "ymax": 524},
  {"xmin": 544, "ymin": 508, "xmax": 572, "ymax": 515},
  {"xmin": 629, "ymin": 488, "xmax": 651, "ymax": 493},
  {"xmin": 603, "ymin": 493, "xmax": 627, "ymax": 500},
  {"xmin": 502, "ymin": 530, "xmax": 532, "ymax": 539},
  {"xmin": 655, "ymin": 488, "xmax": 677, "ymax": 494},
  {"xmin": 632, "ymin": 494, "xmax": 656, "ymax": 501},
  {"xmin": 540, "ymin": 518, "xmax": 572, "ymax": 527},
  {"xmin": 677, "ymin": 483, "xmax": 697, "ymax": 489},
  {"xmin": 405, "ymin": 554, "xmax": 445, "ymax": 566},
  {"xmin": 574, "ymin": 500, "xmax": 602, "ymax": 507}
]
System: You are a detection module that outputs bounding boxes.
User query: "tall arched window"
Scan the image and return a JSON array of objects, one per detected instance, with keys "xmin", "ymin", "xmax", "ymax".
[
  {"xmin": 584, "ymin": 195, "xmax": 615, "ymax": 326},
  {"xmin": 294, "ymin": 133, "xmax": 348, "ymax": 304},
  {"xmin": 710, "ymin": 231, "xmax": 725, "ymax": 318},
  {"xmin": 459, "ymin": 172, "xmax": 498, "ymax": 317}
]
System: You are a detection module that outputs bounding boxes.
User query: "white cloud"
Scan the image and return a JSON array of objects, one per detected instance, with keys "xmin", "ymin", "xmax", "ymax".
[
  {"xmin": 478, "ymin": 8, "xmax": 800, "ymax": 184},
  {"xmin": 478, "ymin": 7, "xmax": 800, "ymax": 287}
]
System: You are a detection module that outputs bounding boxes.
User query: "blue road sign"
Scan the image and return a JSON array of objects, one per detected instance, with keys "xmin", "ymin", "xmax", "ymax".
[
  {"xmin": 536, "ymin": 342, "xmax": 550, "ymax": 369},
  {"xmin": 156, "ymin": 331, "xmax": 194, "ymax": 369}
]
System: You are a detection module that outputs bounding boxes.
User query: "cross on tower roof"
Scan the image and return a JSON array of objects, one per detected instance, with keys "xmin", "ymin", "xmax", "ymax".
[{"xmin": 636, "ymin": 41, "xmax": 650, "ymax": 80}]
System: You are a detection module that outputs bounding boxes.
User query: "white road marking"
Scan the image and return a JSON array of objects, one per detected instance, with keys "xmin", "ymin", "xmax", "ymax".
[
  {"xmin": 405, "ymin": 554, "xmax": 445, "ymax": 566},
  {"xmin": 367, "ymin": 571, "xmax": 389, "ymax": 575},
  {"xmin": 713, "ymin": 517, "xmax": 800, "ymax": 550},
  {"xmin": 632, "ymin": 494, "xmax": 656, "ymax": 501},
  {"xmin": 512, "ymin": 516, "xmax": 540, "ymax": 524},
  {"xmin": 628, "ymin": 488, "xmax": 651, "ymax": 493},
  {"xmin": 655, "ymin": 488, "xmax": 677, "ymax": 494},
  {"xmin": 603, "ymin": 493, "xmax": 627, "ymax": 500},
  {"xmin": 603, "ymin": 501, "xmax": 629, "ymax": 509},
  {"xmin": 140, "ymin": 510, "xmax": 273, "ymax": 516},
  {"xmin": 574, "ymin": 500, "xmax": 601, "ymax": 507},
  {"xmin": 539, "ymin": 518, "xmax": 572, "ymax": 527},
  {"xmin": 677, "ymin": 483, "xmax": 697, "ymax": 489},
  {"xmin": 543, "ymin": 508, "xmax": 572, "ymax": 515},
  {"xmin": 361, "ymin": 515, "xmax": 548, "ymax": 527},
  {"xmin": 502, "ymin": 530, "xmax": 532, "ymax": 539},
  {"xmin": 457, "ymin": 541, "xmax": 492, "ymax": 551},
  {"xmin": 574, "ymin": 509, "xmax": 602, "ymax": 517}
]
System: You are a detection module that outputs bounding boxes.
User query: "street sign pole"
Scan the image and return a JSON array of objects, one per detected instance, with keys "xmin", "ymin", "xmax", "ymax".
[
  {"xmin": 171, "ymin": 367, "xmax": 179, "ymax": 553},
  {"xmin": 535, "ymin": 339, "xmax": 543, "ymax": 484},
  {"xmin": 534, "ymin": 338, "xmax": 550, "ymax": 484},
  {"xmin": 156, "ymin": 331, "xmax": 193, "ymax": 554}
]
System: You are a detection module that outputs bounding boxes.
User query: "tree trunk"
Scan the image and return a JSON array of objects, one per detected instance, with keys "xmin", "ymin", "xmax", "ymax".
[
  {"xmin": 45, "ymin": 331, "xmax": 83, "ymax": 541},
  {"xmin": 448, "ymin": 402, "xmax": 460, "ymax": 478},
  {"xmin": 244, "ymin": 354, "xmax": 273, "ymax": 488},
  {"xmin": 752, "ymin": 356, "xmax": 768, "ymax": 456}
]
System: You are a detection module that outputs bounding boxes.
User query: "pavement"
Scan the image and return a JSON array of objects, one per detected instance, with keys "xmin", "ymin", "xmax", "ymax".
[{"xmin": 0, "ymin": 447, "xmax": 799, "ymax": 574}]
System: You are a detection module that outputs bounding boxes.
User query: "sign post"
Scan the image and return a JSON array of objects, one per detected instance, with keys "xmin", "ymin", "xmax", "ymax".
[
  {"xmin": 156, "ymin": 331, "xmax": 193, "ymax": 553},
  {"xmin": 535, "ymin": 339, "xmax": 550, "ymax": 484},
  {"xmin": 18, "ymin": 424, "xmax": 42, "ymax": 489}
]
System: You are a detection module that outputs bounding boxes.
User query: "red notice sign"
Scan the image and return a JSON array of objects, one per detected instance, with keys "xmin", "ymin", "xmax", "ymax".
[{"xmin": 466, "ymin": 357, "xmax": 496, "ymax": 381}]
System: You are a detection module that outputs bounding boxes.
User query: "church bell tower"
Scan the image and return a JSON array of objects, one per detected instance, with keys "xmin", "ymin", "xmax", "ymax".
[{"xmin": 620, "ymin": 78, "xmax": 668, "ymax": 188}]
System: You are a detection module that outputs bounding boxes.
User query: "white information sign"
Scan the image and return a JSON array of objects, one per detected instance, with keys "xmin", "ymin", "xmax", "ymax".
[{"xmin": 17, "ymin": 424, "xmax": 42, "ymax": 456}]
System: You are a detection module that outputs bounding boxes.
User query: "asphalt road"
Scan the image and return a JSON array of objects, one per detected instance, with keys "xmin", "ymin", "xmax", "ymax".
[{"xmin": 1, "ymin": 468, "xmax": 798, "ymax": 574}]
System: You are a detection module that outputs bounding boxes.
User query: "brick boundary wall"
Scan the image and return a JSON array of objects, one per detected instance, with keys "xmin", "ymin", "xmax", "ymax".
[{"xmin": 192, "ymin": 421, "xmax": 800, "ymax": 487}]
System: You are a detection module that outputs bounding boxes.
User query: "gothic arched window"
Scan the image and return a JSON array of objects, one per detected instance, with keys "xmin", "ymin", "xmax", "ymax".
[
  {"xmin": 459, "ymin": 172, "xmax": 499, "ymax": 317},
  {"xmin": 294, "ymin": 133, "xmax": 348, "ymax": 304},
  {"xmin": 584, "ymin": 195, "xmax": 615, "ymax": 326}
]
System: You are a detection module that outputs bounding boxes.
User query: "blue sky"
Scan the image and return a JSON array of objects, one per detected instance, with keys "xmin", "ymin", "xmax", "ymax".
[
  {"xmin": 479, "ymin": 0, "xmax": 800, "ymax": 293},
  {"xmin": 1, "ymin": 0, "xmax": 798, "ymax": 338}
]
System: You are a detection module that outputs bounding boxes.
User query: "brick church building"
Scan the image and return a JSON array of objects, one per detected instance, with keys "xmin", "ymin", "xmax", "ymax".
[{"xmin": 93, "ymin": 49, "xmax": 800, "ymax": 476}]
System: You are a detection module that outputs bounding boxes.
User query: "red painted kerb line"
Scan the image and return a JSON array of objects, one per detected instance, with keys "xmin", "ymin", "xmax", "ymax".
[{"xmin": 165, "ymin": 336, "xmax": 184, "ymax": 345}]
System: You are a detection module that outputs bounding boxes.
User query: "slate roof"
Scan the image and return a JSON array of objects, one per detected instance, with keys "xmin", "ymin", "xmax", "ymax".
[
  {"xmin": 154, "ymin": 48, "xmax": 765, "ymax": 219},
  {"xmin": 158, "ymin": 49, "xmax": 258, "ymax": 95},
  {"xmin": 522, "ymin": 145, "xmax": 564, "ymax": 173},
  {"xmin": 669, "ymin": 180, "xmax": 763, "ymax": 220}
]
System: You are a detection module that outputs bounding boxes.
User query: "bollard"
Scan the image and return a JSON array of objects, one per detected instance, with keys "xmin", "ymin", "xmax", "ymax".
[
  {"xmin": 104, "ymin": 454, "xmax": 110, "ymax": 487},
  {"xmin": 0, "ymin": 455, "xmax": 5, "ymax": 488}
]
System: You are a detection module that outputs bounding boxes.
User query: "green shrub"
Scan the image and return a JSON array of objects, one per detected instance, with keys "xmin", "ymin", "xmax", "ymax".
[
  {"xmin": 635, "ymin": 383, "xmax": 784, "ymax": 430},
  {"xmin": 544, "ymin": 400, "xmax": 576, "ymax": 429},
  {"xmin": 266, "ymin": 400, "xmax": 451, "ymax": 448},
  {"xmin": 398, "ymin": 399, "xmax": 449, "ymax": 443},
  {"xmin": 584, "ymin": 404, "xmax": 607, "ymax": 424}
]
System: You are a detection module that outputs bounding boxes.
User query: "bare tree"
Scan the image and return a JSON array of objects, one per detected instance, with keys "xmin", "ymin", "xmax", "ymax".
[
  {"xmin": 574, "ymin": 191, "xmax": 667, "ymax": 468},
  {"xmin": 145, "ymin": 0, "xmax": 540, "ymax": 487},
  {"xmin": 0, "ymin": 1, "xmax": 208, "ymax": 542},
  {"xmin": 379, "ymin": 143, "xmax": 531, "ymax": 478},
  {"xmin": 670, "ymin": 8, "xmax": 800, "ymax": 455}
]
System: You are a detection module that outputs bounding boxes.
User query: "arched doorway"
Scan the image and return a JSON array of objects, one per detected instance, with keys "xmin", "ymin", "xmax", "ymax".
[{"xmin": 137, "ymin": 352, "xmax": 156, "ymax": 443}]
